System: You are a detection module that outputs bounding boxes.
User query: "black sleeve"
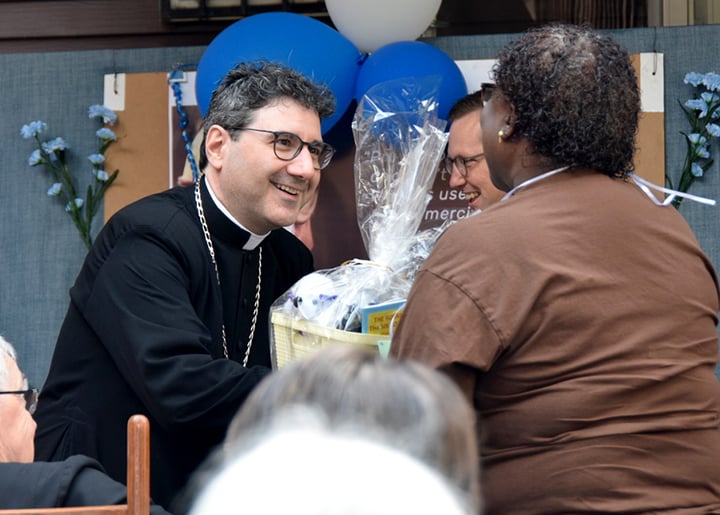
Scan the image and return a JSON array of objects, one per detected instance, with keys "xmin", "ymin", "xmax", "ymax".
[
  {"xmin": 64, "ymin": 467, "xmax": 127, "ymax": 506},
  {"xmin": 0, "ymin": 456, "xmax": 171, "ymax": 514},
  {"xmin": 80, "ymin": 229, "xmax": 269, "ymax": 431},
  {"xmin": 66, "ymin": 465, "xmax": 173, "ymax": 515}
]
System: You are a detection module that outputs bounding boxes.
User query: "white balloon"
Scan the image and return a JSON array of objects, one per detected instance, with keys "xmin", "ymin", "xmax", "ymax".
[{"xmin": 325, "ymin": 0, "xmax": 442, "ymax": 54}]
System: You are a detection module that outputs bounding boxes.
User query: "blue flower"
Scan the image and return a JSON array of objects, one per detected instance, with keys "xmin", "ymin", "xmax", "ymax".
[
  {"xmin": 42, "ymin": 137, "xmax": 68, "ymax": 153},
  {"xmin": 669, "ymin": 71, "xmax": 720, "ymax": 209},
  {"xmin": 702, "ymin": 72, "xmax": 720, "ymax": 92},
  {"xmin": 20, "ymin": 121, "xmax": 48, "ymax": 139},
  {"xmin": 684, "ymin": 72, "xmax": 705, "ymax": 87},
  {"xmin": 21, "ymin": 105, "xmax": 121, "ymax": 249},
  {"xmin": 88, "ymin": 153, "xmax": 105, "ymax": 166},
  {"xmin": 685, "ymin": 98, "xmax": 707, "ymax": 116},
  {"xmin": 88, "ymin": 105, "xmax": 118, "ymax": 125},
  {"xmin": 701, "ymin": 91, "xmax": 720, "ymax": 107},
  {"xmin": 687, "ymin": 133, "xmax": 707, "ymax": 145},
  {"xmin": 28, "ymin": 149, "xmax": 43, "ymax": 166},
  {"xmin": 65, "ymin": 198, "xmax": 84, "ymax": 212},
  {"xmin": 706, "ymin": 123, "xmax": 720, "ymax": 137},
  {"xmin": 47, "ymin": 183, "xmax": 63, "ymax": 196},
  {"xmin": 96, "ymin": 128, "xmax": 117, "ymax": 142}
]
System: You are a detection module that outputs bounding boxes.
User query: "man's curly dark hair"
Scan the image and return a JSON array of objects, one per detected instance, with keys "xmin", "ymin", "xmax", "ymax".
[{"xmin": 493, "ymin": 23, "xmax": 640, "ymax": 177}]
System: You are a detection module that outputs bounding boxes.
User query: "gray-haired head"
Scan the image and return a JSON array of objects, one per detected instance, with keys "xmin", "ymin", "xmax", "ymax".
[
  {"xmin": 192, "ymin": 427, "xmax": 472, "ymax": 515},
  {"xmin": 225, "ymin": 345, "xmax": 480, "ymax": 511},
  {"xmin": 199, "ymin": 61, "xmax": 336, "ymax": 170},
  {"xmin": 0, "ymin": 335, "xmax": 18, "ymax": 389}
]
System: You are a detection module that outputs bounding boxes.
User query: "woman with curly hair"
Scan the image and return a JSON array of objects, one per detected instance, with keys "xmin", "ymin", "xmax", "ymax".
[{"xmin": 392, "ymin": 23, "xmax": 720, "ymax": 513}]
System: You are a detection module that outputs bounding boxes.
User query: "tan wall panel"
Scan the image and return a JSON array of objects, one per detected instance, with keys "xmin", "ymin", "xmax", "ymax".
[{"xmin": 104, "ymin": 73, "xmax": 169, "ymax": 222}]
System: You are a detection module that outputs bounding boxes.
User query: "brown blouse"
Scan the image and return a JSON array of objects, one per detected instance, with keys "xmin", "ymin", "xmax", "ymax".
[{"xmin": 393, "ymin": 169, "xmax": 720, "ymax": 514}]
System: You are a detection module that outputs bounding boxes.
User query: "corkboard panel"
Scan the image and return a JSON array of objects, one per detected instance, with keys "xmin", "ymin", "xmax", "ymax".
[
  {"xmin": 104, "ymin": 72, "xmax": 169, "ymax": 222},
  {"xmin": 631, "ymin": 53, "xmax": 665, "ymax": 194},
  {"xmin": 636, "ymin": 111, "xmax": 665, "ymax": 188}
]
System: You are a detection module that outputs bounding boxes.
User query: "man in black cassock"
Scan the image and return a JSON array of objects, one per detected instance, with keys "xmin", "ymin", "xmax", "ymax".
[{"xmin": 33, "ymin": 61, "xmax": 336, "ymax": 509}]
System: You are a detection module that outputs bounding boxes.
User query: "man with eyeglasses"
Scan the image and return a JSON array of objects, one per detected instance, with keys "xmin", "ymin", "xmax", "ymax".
[
  {"xmin": 34, "ymin": 61, "xmax": 336, "ymax": 509},
  {"xmin": 0, "ymin": 335, "xmax": 171, "ymax": 513},
  {"xmin": 444, "ymin": 89, "xmax": 504, "ymax": 213},
  {"xmin": 0, "ymin": 336, "xmax": 36, "ymax": 464}
]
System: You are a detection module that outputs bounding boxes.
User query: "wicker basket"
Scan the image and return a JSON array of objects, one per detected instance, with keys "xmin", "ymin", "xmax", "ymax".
[{"xmin": 270, "ymin": 311, "xmax": 385, "ymax": 368}]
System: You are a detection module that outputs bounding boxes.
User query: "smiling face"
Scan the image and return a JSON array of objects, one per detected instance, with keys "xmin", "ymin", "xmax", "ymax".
[
  {"xmin": 447, "ymin": 109, "xmax": 505, "ymax": 211},
  {"xmin": 0, "ymin": 354, "xmax": 36, "ymax": 462},
  {"xmin": 205, "ymin": 98, "xmax": 323, "ymax": 234}
]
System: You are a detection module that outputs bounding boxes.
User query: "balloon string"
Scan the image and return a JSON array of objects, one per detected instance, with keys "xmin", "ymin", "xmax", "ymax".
[{"xmin": 169, "ymin": 63, "xmax": 200, "ymax": 184}]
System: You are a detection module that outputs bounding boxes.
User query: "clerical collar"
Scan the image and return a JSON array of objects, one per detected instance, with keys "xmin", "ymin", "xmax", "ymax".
[{"xmin": 205, "ymin": 179, "xmax": 269, "ymax": 251}]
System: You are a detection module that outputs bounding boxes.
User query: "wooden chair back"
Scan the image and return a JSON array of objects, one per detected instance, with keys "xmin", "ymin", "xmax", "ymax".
[{"xmin": 0, "ymin": 414, "xmax": 150, "ymax": 515}]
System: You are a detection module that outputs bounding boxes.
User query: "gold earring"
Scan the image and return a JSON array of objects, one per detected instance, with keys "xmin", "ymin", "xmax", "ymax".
[{"xmin": 498, "ymin": 130, "xmax": 504, "ymax": 143}]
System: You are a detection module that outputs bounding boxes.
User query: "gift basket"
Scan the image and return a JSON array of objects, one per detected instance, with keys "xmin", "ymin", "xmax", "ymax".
[{"xmin": 270, "ymin": 77, "xmax": 449, "ymax": 368}]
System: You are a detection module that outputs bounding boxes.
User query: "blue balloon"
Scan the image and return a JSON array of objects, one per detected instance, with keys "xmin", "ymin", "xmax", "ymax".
[
  {"xmin": 355, "ymin": 41, "xmax": 468, "ymax": 121},
  {"xmin": 196, "ymin": 12, "xmax": 362, "ymax": 134}
]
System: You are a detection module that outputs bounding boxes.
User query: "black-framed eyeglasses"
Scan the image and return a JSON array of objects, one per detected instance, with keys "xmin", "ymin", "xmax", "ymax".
[
  {"xmin": 0, "ymin": 388, "xmax": 39, "ymax": 414},
  {"xmin": 442, "ymin": 152, "xmax": 486, "ymax": 178},
  {"xmin": 480, "ymin": 82, "xmax": 496, "ymax": 107},
  {"xmin": 235, "ymin": 127, "xmax": 336, "ymax": 171}
]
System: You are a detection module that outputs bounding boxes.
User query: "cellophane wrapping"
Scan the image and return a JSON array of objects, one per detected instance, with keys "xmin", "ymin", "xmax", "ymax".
[{"xmin": 271, "ymin": 77, "xmax": 448, "ymax": 333}]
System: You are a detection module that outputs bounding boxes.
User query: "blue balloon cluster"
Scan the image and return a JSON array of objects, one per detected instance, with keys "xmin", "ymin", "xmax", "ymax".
[
  {"xmin": 196, "ymin": 14, "xmax": 468, "ymax": 133},
  {"xmin": 196, "ymin": 12, "xmax": 362, "ymax": 134}
]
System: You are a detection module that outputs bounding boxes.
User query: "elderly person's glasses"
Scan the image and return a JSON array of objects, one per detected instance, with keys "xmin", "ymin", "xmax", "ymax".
[
  {"xmin": 442, "ymin": 152, "xmax": 486, "ymax": 178},
  {"xmin": 236, "ymin": 128, "xmax": 336, "ymax": 171},
  {"xmin": 0, "ymin": 387, "xmax": 39, "ymax": 414}
]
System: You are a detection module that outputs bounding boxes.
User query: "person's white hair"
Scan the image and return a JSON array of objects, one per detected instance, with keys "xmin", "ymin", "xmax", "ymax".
[
  {"xmin": 0, "ymin": 335, "xmax": 18, "ymax": 389},
  {"xmin": 191, "ymin": 427, "xmax": 472, "ymax": 515}
]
